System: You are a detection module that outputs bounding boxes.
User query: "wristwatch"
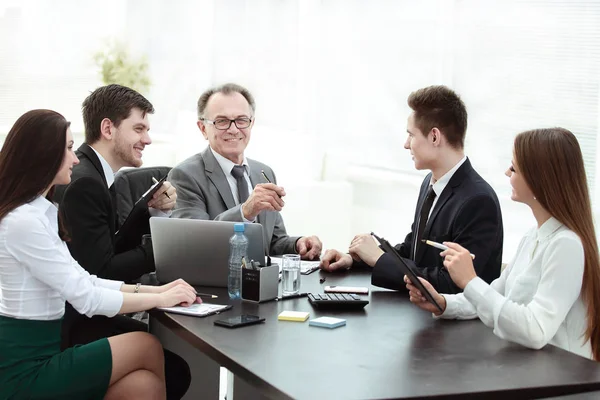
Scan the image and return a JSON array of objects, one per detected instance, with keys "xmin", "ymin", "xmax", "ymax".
[{"xmin": 134, "ymin": 283, "xmax": 141, "ymax": 294}]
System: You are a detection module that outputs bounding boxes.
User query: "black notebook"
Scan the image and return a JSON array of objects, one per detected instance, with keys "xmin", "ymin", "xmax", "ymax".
[{"xmin": 115, "ymin": 175, "xmax": 167, "ymax": 252}]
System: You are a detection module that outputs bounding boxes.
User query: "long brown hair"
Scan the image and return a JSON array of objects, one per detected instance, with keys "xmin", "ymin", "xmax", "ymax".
[
  {"xmin": 514, "ymin": 128, "xmax": 600, "ymax": 360},
  {"xmin": 0, "ymin": 109, "xmax": 70, "ymax": 226}
]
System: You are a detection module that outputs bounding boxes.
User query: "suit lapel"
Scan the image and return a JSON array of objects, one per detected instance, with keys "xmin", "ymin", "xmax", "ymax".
[
  {"xmin": 248, "ymin": 161, "xmax": 273, "ymax": 254},
  {"xmin": 202, "ymin": 148, "xmax": 237, "ymax": 210},
  {"xmin": 248, "ymin": 161, "xmax": 267, "ymax": 227},
  {"xmin": 415, "ymin": 159, "xmax": 472, "ymax": 264},
  {"xmin": 77, "ymin": 144, "xmax": 108, "ymax": 187},
  {"xmin": 76, "ymin": 144, "xmax": 119, "ymax": 232}
]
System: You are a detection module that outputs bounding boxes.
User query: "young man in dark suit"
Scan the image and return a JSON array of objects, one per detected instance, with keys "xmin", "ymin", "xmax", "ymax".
[
  {"xmin": 53, "ymin": 84, "xmax": 191, "ymax": 399},
  {"xmin": 320, "ymin": 85, "xmax": 503, "ymax": 294}
]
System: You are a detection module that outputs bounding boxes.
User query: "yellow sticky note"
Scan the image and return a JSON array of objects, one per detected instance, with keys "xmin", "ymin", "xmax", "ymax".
[{"xmin": 278, "ymin": 311, "xmax": 309, "ymax": 322}]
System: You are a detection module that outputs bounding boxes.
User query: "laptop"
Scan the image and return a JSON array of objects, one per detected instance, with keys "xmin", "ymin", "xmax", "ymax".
[{"xmin": 149, "ymin": 218, "xmax": 266, "ymax": 287}]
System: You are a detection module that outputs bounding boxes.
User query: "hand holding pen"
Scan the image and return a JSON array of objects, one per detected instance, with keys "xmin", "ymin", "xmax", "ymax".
[
  {"xmin": 240, "ymin": 171, "xmax": 285, "ymax": 220},
  {"xmin": 148, "ymin": 177, "xmax": 177, "ymax": 212},
  {"xmin": 436, "ymin": 241, "xmax": 478, "ymax": 290},
  {"xmin": 422, "ymin": 240, "xmax": 475, "ymax": 259}
]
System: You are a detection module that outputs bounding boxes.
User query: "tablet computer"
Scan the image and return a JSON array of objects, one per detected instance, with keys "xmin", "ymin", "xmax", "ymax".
[{"xmin": 371, "ymin": 232, "xmax": 443, "ymax": 312}]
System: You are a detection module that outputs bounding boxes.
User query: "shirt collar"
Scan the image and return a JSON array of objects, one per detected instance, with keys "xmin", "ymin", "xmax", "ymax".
[
  {"xmin": 29, "ymin": 195, "xmax": 54, "ymax": 214},
  {"xmin": 430, "ymin": 156, "xmax": 467, "ymax": 197},
  {"xmin": 210, "ymin": 146, "xmax": 250, "ymax": 177},
  {"xmin": 89, "ymin": 146, "xmax": 115, "ymax": 188},
  {"xmin": 535, "ymin": 217, "xmax": 564, "ymax": 242}
]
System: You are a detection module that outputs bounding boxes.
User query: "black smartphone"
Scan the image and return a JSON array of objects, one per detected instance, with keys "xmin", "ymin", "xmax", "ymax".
[{"xmin": 214, "ymin": 315, "xmax": 265, "ymax": 329}]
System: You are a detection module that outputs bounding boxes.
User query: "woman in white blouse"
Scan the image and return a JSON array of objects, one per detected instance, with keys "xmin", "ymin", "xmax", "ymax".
[
  {"xmin": 406, "ymin": 127, "xmax": 600, "ymax": 361},
  {"xmin": 0, "ymin": 109, "xmax": 199, "ymax": 399}
]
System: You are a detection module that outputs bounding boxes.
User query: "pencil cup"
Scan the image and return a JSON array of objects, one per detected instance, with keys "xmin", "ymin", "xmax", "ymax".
[{"xmin": 241, "ymin": 265, "xmax": 279, "ymax": 303}]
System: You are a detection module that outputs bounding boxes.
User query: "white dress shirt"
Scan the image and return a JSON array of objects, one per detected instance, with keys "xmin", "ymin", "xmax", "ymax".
[
  {"xmin": 89, "ymin": 145, "xmax": 170, "ymax": 218},
  {"xmin": 0, "ymin": 196, "xmax": 124, "ymax": 320},
  {"xmin": 210, "ymin": 146, "xmax": 254, "ymax": 222},
  {"xmin": 429, "ymin": 156, "xmax": 467, "ymax": 215},
  {"xmin": 440, "ymin": 217, "xmax": 591, "ymax": 359}
]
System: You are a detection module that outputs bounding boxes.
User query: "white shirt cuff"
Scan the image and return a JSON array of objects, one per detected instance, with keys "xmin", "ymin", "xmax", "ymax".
[
  {"xmin": 240, "ymin": 207, "xmax": 256, "ymax": 223},
  {"xmin": 463, "ymin": 276, "xmax": 490, "ymax": 305},
  {"xmin": 149, "ymin": 208, "xmax": 172, "ymax": 217}
]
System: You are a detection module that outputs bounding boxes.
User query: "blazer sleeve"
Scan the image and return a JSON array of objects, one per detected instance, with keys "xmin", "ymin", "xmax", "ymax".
[
  {"xmin": 169, "ymin": 166, "xmax": 213, "ymax": 219},
  {"xmin": 269, "ymin": 212, "xmax": 300, "ymax": 255},
  {"xmin": 60, "ymin": 177, "xmax": 154, "ymax": 282},
  {"xmin": 415, "ymin": 194, "xmax": 502, "ymax": 294},
  {"xmin": 263, "ymin": 168, "xmax": 299, "ymax": 255}
]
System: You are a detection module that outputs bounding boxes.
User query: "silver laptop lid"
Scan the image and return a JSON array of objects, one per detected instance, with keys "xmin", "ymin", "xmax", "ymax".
[{"xmin": 150, "ymin": 218, "xmax": 266, "ymax": 287}]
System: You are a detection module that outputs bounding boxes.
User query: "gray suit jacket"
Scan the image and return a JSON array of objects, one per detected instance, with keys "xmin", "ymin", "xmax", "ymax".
[{"xmin": 169, "ymin": 147, "xmax": 300, "ymax": 256}]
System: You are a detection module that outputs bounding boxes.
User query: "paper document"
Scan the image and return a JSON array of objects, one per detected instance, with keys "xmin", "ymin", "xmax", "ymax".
[
  {"xmin": 270, "ymin": 257, "xmax": 320, "ymax": 273},
  {"xmin": 157, "ymin": 303, "xmax": 231, "ymax": 317}
]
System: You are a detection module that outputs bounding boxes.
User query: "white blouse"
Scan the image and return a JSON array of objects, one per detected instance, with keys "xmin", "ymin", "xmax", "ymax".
[
  {"xmin": 0, "ymin": 196, "xmax": 124, "ymax": 320},
  {"xmin": 440, "ymin": 217, "xmax": 591, "ymax": 359}
]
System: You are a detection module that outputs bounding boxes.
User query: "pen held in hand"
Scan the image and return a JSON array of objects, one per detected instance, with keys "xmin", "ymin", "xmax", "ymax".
[
  {"xmin": 152, "ymin": 176, "xmax": 170, "ymax": 199},
  {"xmin": 261, "ymin": 170, "xmax": 282, "ymax": 199},
  {"xmin": 422, "ymin": 239, "xmax": 475, "ymax": 259},
  {"xmin": 195, "ymin": 292, "xmax": 218, "ymax": 299}
]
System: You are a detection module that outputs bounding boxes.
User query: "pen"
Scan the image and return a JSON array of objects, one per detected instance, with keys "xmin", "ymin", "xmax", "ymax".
[
  {"xmin": 422, "ymin": 240, "xmax": 475, "ymax": 259},
  {"xmin": 152, "ymin": 177, "xmax": 171, "ymax": 199},
  {"xmin": 304, "ymin": 265, "xmax": 320, "ymax": 275},
  {"xmin": 275, "ymin": 292, "xmax": 308, "ymax": 301},
  {"xmin": 261, "ymin": 170, "xmax": 272, "ymax": 184},
  {"xmin": 196, "ymin": 292, "xmax": 218, "ymax": 299},
  {"xmin": 261, "ymin": 170, "xmax": 283, "ymax": 199}
]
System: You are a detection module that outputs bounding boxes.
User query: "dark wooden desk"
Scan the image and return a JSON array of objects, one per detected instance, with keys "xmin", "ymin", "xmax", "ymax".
[{"xmin": 153, "ymin": 270, "xmax": 600, "ymax": 399}]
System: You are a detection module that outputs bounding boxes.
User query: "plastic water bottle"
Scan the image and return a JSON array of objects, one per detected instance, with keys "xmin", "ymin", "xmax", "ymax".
[{"xmin": 228, "ymin": 223, "xmax": 248, "ymax": 299}]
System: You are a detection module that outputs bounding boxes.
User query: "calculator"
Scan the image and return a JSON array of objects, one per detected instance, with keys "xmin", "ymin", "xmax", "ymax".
[{"xmin": 308, "ymin": 293, "xmax": 369, "ymax": 309}]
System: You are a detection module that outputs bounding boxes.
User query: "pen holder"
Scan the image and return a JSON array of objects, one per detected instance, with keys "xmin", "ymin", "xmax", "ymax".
[{"xmin": 241, "ymin": 265, "xmax": 279, "ymax": 303}]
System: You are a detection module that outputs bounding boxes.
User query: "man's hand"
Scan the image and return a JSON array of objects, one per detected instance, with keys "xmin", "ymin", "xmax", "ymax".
[
  {"xmin": 148, "ymin": 180, "xmax": 177, "ymax": 211},
  {"xmin": 348, "ymin": 233, "xmax": 384, "ymax": 267},
  {"xmin": 320, "ymin": 249, "xmax": 353, "ymax": 272},
  {"xmin": 241, "ymin": 183, "xmax": 286, "ymax": 220},
  {"xmin": 296, "ymin": 235, "xmax": 322, "ymax": 260}
]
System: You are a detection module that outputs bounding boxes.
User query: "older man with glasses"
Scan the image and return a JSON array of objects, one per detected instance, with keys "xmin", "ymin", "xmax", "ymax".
[{"xmin": 168, "ymin": 83, "xmax": 322, "ymax": 260}]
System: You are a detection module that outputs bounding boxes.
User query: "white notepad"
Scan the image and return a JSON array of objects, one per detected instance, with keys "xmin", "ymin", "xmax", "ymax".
[
  {"xmin": 270, "ymin": 257, "xmax": 320, "ymax": 273},
  {"xmin": 157, "ymin": 303, "xmax": 231, "ymax": 317}
]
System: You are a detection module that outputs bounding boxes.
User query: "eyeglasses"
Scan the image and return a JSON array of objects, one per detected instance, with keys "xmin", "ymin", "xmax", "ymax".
[{"xmin": 200, "ymin": 117, "xmax": 252, "ymax": 130}]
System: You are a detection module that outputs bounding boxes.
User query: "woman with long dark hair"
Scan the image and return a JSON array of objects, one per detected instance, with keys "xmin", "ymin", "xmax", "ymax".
[
  {"xmin": 407, "ymin": 127, "xmax": 600, "ymax": 360},
  {"xmin": 0, "ymin": 109, "xmax": 198, "ymax": 399}
]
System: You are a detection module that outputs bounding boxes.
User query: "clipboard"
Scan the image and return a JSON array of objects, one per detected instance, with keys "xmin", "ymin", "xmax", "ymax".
[
  {"xmin": 157, "ymin": 303, "xmax": 232, "ymax": 318},
  {"xmin": 115, "ymin": 175, "xmax": 167, "ymax": 241},
  {"xmin": 371, "ymin": 232, "xmax": 444, "ymax": 313},
  {"xmin": 114, "ymin": 175, "xmax": 167, "ymax": 252}
]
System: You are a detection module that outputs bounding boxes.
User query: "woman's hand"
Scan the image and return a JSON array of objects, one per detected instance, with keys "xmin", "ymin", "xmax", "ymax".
[
  {"xmin": 158, "ymin": 278, "xmax": 195, "ymax": 294},
  {"xmin": 404, "ymin": 275, "xmax": 446, "ymax": 316},
  {"xmin": 440, "ymin": 242, "xmax": 477, "ymax": 289},
  {"xmin": 158, "ymin": 281, "xmax": 198, "ymax": 307}
]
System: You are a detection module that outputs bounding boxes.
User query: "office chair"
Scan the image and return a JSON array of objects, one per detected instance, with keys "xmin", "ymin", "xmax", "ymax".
[{"xmin": 113, "ymin": 166, "xmax": 172, "ymax": 298}]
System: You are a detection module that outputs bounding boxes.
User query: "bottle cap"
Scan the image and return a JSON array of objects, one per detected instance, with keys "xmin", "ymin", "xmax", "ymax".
[{"xmin": 234, "ymin": 223, "xmax": 245, "ymax": 232}]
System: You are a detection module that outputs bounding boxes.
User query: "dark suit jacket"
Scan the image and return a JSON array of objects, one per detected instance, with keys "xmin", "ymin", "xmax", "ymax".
[
  {"xmin": 371, "ymin": 158, "xmax": 503, "ymax": 294},
  {"xmin": 168, "ymin": 147, "xmax": 299, "ymax": 256},
  {"xmin": 54, "ymin": 144, "xmax": 155, "ymax": 282}
]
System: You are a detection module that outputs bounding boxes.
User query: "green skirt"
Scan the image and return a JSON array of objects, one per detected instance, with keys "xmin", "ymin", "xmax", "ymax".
[{"xmin": 0, "ymin": 315, "xmax": 112, "ymax": 399}]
